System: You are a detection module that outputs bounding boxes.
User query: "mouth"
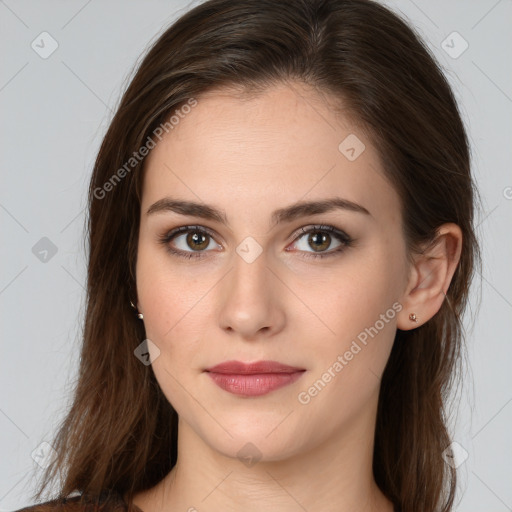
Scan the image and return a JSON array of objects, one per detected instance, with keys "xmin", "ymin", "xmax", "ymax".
[{"xmin": 204, "ymin": 360, "xmax": 306, "ymax": 397}]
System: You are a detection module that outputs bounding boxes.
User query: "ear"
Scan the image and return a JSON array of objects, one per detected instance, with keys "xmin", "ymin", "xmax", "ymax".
[{"xmin": 397, "ymin": 223, "xmax": 463, "ymax": 330}]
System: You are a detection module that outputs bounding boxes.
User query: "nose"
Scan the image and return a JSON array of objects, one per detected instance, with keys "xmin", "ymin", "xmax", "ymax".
[{"xmin": 217, "ymin": 247, "xmax": 286, "ymax": 340}]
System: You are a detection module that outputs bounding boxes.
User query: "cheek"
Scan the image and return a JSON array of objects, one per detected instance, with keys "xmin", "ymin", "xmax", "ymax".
[
  {"xmin": 137, "ymin": 230, "xmax": 194, "ymax": 319},
  {"xmin": 139, "ymin": 291, "xmax": 208, "ymax": 365},
  {"xmin": 293, "ymin": 267, "xmax": 399, "ymax": 433},
  {"xmin": 294, "ymin": 245, "xmax": 402, "ymax": 392},
  {"xmin": 135, "ymin": 241, "xmax": 199, "ymax": 352},
  {"xmin": 135, "ymin": 246, "xmax": 209, "ymax": 409},
  {"xmin": 295, "ymin": 248, "xmax": 401, "ymax": 342}
]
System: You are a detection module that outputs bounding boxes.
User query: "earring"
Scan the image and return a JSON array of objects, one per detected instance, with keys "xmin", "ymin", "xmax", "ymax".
[
  {"xmin": 409, "ymin": 313, "xmax": 418, "ymax": 322},
  {"xmin": 130, "ymin": 300, "xmax": 144, "ymax": 320}
]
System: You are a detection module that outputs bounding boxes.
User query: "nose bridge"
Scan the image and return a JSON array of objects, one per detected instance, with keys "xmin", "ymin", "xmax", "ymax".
[
  {"xmin": 217, "ymin": 243, "xmax": 285, "ymax": 338},
  {"xmin": 231, "ymin": 243, "xmax": 269, "ymax": 295}
]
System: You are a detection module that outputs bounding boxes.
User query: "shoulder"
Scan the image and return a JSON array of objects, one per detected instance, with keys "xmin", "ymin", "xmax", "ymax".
[{"xmin": 13, "ymin": 493, "xmax": 130, "ymax": 512}]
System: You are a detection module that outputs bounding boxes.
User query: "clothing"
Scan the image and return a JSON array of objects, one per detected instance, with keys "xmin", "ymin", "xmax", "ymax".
[{"xmin": 13, "ymin": 492, "xmax": 144, "ymax": 512}]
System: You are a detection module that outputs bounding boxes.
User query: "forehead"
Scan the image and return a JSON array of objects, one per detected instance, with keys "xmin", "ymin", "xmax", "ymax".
[{"xmin": 141, "ymin": 82, "xmax": 402, "ymax": 229}]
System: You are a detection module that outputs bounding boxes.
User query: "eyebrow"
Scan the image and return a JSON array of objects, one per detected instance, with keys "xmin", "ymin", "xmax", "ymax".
[{"xmin": 146, "ymin": 197, "xmax": 371, "ymax": 227}]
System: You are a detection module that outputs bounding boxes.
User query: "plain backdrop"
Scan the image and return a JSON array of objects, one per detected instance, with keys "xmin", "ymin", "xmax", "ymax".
[{"xmin": 1, "ymin": 0, "xmax": 511, "ymax": 510}]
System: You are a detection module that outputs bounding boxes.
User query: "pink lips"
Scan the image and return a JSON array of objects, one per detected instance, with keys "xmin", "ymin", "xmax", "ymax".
[{"xmin": 204, "ymin": 360, "xmax": 306, "ymax": 397}]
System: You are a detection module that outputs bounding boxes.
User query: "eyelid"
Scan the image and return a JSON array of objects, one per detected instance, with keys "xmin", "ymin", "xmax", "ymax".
[{"xmin": 288, "ymin": 224, "xmax": 352, "ymax": 244}]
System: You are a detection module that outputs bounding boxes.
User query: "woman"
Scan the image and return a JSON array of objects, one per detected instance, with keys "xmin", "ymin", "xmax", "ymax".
[{"xmin": 17, "ymin": 0, "xmax": 481, "ymax": 511}]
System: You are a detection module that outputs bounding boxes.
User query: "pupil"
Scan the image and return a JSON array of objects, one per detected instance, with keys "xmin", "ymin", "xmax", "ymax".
[
  {"xmin": 309, "ymin": 232, "xmax": 330, "ymax": 252},
  {"xmin": 187, "ymin": 232, "xmax": 208, "ymax": 250}
]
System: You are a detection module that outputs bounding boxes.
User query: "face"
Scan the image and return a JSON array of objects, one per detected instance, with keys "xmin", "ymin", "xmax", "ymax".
[{"xmin": 136, "ymin": 81, "xmax": 410, "ymax": 462}]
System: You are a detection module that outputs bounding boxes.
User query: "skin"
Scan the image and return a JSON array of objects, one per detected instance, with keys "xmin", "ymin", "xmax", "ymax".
[{"xmin": 131, "ymin": 81, "xmax": 462, "ymax": 512}]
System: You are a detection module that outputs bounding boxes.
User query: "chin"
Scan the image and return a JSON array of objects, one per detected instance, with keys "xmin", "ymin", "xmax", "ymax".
[{"xmin": 197, "ymin": 418, "xmax": 305, "ymax": 462}]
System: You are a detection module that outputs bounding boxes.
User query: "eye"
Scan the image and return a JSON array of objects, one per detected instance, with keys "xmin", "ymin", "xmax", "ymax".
[
  {"xmin": 158, "ymin": 224, "xmax": 354, "ymax": 261},
  {"xmin": 288, "ymin": 225, "xmax": 354, "ymax": 259},
  {"xmin": 158, "ymin": 225, "xmax": 221, "ymax": 259}
]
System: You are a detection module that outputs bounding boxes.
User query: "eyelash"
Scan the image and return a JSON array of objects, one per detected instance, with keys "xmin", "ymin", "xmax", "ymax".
[{"xmin": 157, "ymin": 224, "xmax": 354, "ymax": 261}]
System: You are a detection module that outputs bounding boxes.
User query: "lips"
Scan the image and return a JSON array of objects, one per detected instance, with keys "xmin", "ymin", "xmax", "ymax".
[
  {"xmin": 205, "ymin": 360, "xmax": 305, "ymax": 374},
  {"xmin": 204, "ymin": 360, "xmax": 306, "ymax": 397}
]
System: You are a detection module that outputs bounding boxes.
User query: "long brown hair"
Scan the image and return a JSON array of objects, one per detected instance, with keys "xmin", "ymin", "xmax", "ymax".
[{"xmin": 32, "ymin": 1, "xmax": 481, "ymax": 510}]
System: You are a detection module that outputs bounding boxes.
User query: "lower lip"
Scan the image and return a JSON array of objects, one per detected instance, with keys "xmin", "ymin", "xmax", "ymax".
[{"xmin": 206, "ymin": 371, "xmax": 305, "ymax": 396}]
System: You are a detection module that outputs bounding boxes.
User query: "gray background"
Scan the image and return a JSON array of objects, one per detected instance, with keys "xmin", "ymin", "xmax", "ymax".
[{"xmin": 1, "ymin": 0, "xmax": 511, "ymax": 510}]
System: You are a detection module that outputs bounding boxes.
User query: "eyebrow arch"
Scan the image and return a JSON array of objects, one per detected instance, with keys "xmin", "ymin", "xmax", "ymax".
[{"xmin": 146, "ymin": 197, "xmax": 371, "ymax": 227}]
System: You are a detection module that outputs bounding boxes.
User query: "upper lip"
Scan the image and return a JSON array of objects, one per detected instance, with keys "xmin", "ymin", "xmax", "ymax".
[{"xmin": 205, "ymin": 360, "xmax": 305, "ymax": 374}]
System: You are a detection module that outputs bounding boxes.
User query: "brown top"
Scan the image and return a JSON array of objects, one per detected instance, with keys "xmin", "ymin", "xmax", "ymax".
[{"xmin": 13, "ymin": 492, "xmax": 144, "ymax": 512}]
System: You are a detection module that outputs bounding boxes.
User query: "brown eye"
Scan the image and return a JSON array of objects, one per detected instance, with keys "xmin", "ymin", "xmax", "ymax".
[
  {"xmin": 307, "ymin": 232, "xmax": 331, "ymax": 252},
  {"xmin": 159, "ymin": 225, "xmax": 220, "ymax": 259},
  {"xmin": 186, "ymin": 231, "xmax": 210, "ymax": 251},
  {"xmin": 290, "ymin": 225, "xmax": 354, "ymax": 260}
]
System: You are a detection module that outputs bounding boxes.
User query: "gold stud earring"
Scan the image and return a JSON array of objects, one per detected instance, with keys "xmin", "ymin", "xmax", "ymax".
[
  {"xmin": 409, "ymin": 313, "xmax": 418, "ymax": 322},
  {"xmin": 130, "ymin": 300, "xmax": 144, "ymax": 320}
]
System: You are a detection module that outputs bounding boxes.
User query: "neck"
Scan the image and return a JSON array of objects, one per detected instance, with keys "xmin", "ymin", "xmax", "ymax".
[{"xmin": 134, "ymin": 394, "xmax": 394, "ymax": 512}]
